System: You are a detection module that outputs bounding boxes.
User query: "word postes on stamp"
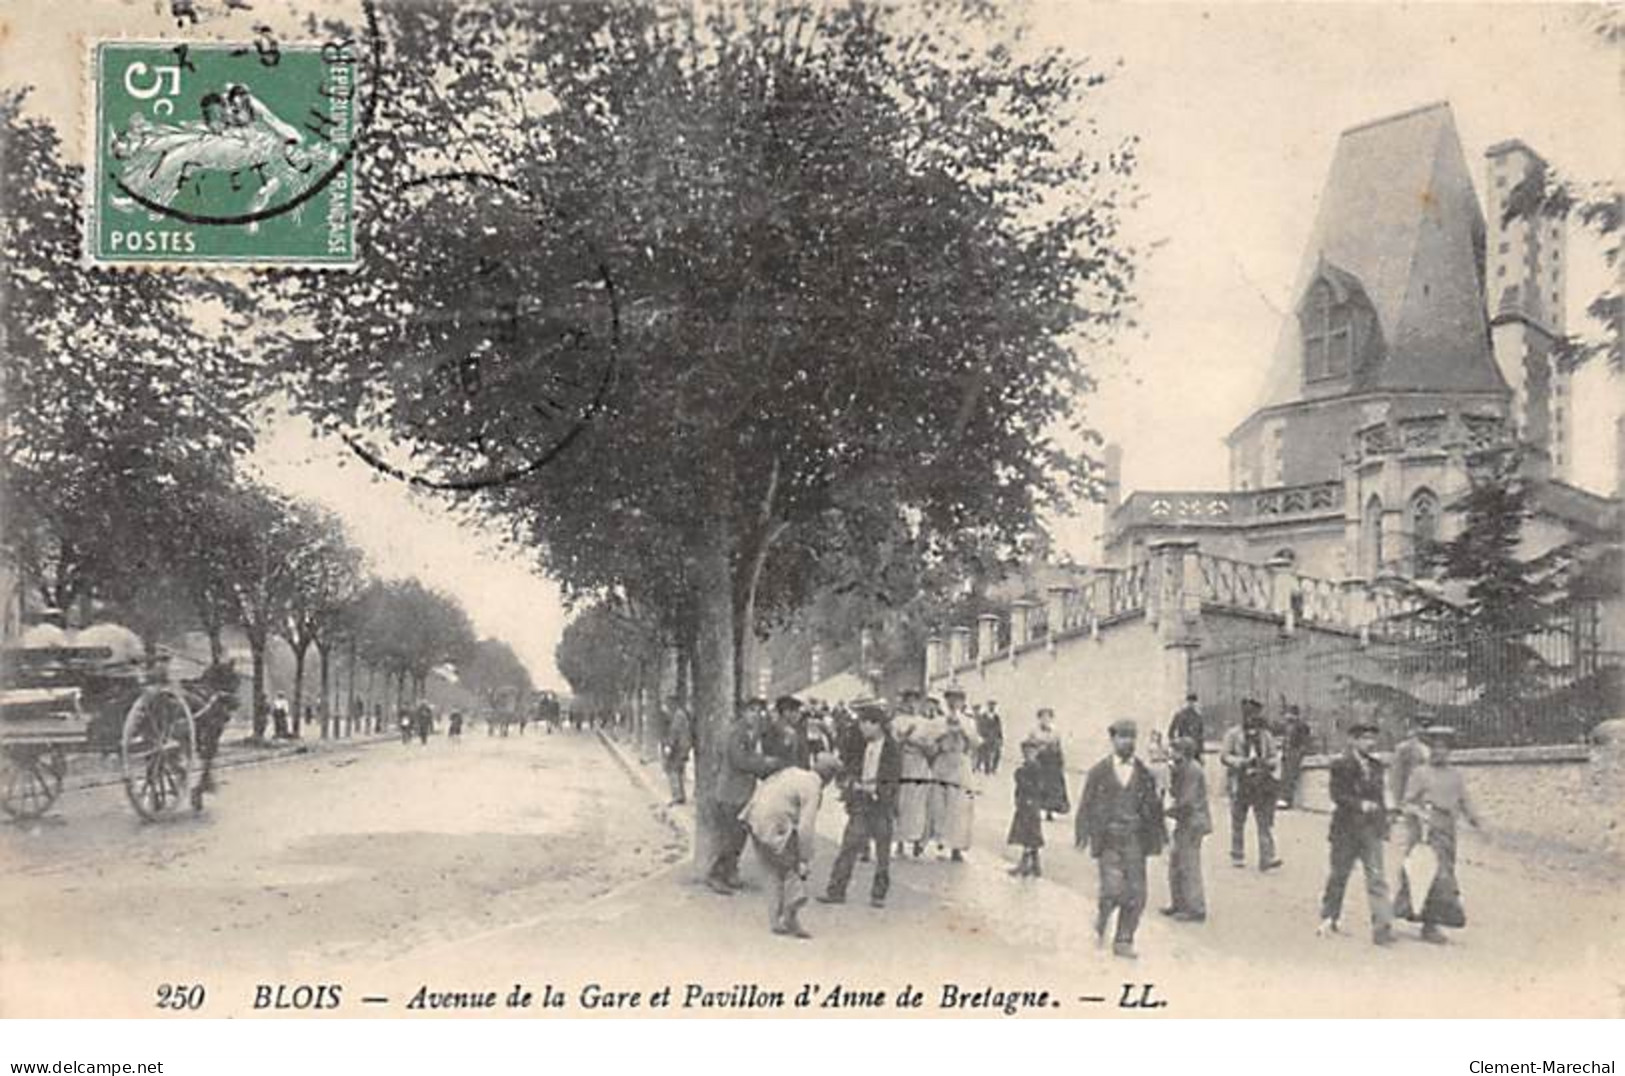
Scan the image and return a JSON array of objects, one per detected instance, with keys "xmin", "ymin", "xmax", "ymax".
[{"xmin": 88, "ymin": 39, "xmax": 358, "ymax": 268}]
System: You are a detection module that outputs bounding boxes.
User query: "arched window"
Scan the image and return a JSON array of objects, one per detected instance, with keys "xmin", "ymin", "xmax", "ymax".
[
  {"xmin": 1303, "ymin": 281, "xmax": 1354, "ymax": 382},
  {"xmin": 1408, "ymin": 489, "xmax": 1440, "ymax": 571},
  {"xmin": 1363, "ymin": 495, "xmax": 1385, "ymax": 577}
]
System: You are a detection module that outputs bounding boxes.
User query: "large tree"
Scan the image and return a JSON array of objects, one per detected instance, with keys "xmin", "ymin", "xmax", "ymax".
[
  {"xmin": 271, "ymin": 2, "xmax": 1136, "ymax": 863},
  {"xmin": 1, "ymin": 92, "xmax": 259, "ymax": 629}
]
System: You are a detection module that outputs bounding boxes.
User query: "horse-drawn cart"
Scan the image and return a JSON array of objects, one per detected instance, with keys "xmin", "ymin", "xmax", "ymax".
[{"xmin": 1, "ymin": 632, "xmax": 233, "ymax": 822}]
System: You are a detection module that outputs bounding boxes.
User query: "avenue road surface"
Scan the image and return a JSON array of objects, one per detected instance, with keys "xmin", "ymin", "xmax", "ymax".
[{"xmin": 1, "ymin": 729, "xmax": 1619, "ymax": 1017}]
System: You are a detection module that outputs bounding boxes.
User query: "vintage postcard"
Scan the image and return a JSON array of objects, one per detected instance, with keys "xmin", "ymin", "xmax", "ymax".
[{"xmin": 0, "ymin": 0, "xmax": 1621, "ymax": 1024}]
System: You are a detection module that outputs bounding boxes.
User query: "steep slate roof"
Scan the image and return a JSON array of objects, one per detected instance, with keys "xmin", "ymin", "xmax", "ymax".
[{"xmin": 1247, "ymin": 102, "xmax": 1509, "ymax": 414}]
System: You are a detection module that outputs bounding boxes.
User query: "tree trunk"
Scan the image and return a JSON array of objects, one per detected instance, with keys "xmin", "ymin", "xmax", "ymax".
[
  {"xmin": 317, "ymin": 643, "xmax": 332, "ymax": 739},
  {"xmin": 206, "ymin": 625, "xmax": 224, "ymax": 666},
  {"xmin": 688, "ymin": 502, "xmax": 738, "ymax": 873},
  {"xmin": 291, "ymin": 641, "xmax": 308, "ymax": 739},
  {"xmin": 248, "ymin": 628, "xmax": 268, "ymax": 740},
  {"xmin": 345, "ymin": 635, "xmax": 358, "ymax": 736}
]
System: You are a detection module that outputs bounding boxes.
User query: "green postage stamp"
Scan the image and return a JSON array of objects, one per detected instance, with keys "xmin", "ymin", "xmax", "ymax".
[{"xmin": 87, "ymin": 39, "xmax": 358, "ymax": 268}]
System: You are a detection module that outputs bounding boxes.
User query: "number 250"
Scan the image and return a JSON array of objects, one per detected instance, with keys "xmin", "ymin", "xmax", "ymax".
[{"xmin": 155, "ymin": 984, "xmax": 205, "ymax": 1011}]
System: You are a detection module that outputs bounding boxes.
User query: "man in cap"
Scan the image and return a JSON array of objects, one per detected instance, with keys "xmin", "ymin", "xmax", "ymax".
[
  {"xmin": 1220, "ymin": 698, "xmax": 1283, "ymax": 871},
  {"xmin": 1075, "ymin": 718, "xmax": 1167, "ymax": 959},
  {"xmin": 707, "ymin": 696, "xmax": 786, "ymax": 895},
  {"xmin": 1389, "ymin": 708, "xmax": 1432, "ymax": 809},
  {"xmin": 740, "ymin": 752, "xmax": 846, "ymax": 938},
  {"xmin": 975, "ymin": 700, "xmax": 1004, "ymax": 775},
  {"xmin": 1168, "ymin": 692, "xmax": 1206, "ymax": 760},
  {"xmin": 764, "ymin": 695, "xmax": 813, "ymax": 769},
  {"xmin": 1160, "ymin": 734, "xmax": 1210, "ymax": 922},
  {"xmin": 1317, "ymin": 721, "xmax": 1395, "ymax": 945},
  {"xmin": 661, "ymin": 693, "xmax": 694, "ymax": 806},
  {"xmin": 1278, "ymin": 703, "xmax": 1312, "ymax": 809},
  {"xmin": 820, "ymin": 703, "xmax": 902, "ymax": 908}
]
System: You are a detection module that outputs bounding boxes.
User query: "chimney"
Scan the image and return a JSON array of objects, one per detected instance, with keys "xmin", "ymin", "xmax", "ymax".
[{"xmin": 1103, "ymin": 443, "xmax": 1123, "ymax": 509}]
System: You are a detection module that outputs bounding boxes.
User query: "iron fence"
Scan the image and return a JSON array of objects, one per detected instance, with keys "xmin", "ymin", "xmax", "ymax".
[{"xmin": 1188, "ymin": 608, "xmax": 1621, "ymax": 752}]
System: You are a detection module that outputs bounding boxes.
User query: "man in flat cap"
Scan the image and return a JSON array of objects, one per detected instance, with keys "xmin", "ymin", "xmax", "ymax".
[
  {"xmin": 708, "ymin": 696, "xmax": 786, "ymax": 896},
  {"xmin": 741, "ymin": 752, "xmax": 846, "ymax": 938},
  {"xmin": 1221, "ymin": 698, "xmax": 1283, "ymax": 871},
  {"xmin": 1318, "ymin": 721, "xmax": 1395, "ymax": 945},
  {"xmin": 821, "ymin": 703, "xmax": 902, "ymax": 908},
  {"xmin": 764, "ymin": 695, "xmax": 813, "ymax": 769},
  {"xmin": 1168, "ymin": 692, "xmax": 1206, "ymax": 761},
  {"xmin": 1075, "ymin": 718, "xmax": 1167, "ymax": 959}
]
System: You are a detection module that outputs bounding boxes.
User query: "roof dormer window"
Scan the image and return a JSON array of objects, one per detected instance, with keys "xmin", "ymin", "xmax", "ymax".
[{"xmin": 1303, "ymin": 280, "xmax": 1354, "ymax": 382}]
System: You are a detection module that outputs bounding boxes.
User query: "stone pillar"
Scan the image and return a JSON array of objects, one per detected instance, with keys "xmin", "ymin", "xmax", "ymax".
[
  {"xmin": 1265, "ymin": 553, "xmax": 1296, "ymax": 634},
  {"xmin": 925, "ymin": 635, "xmax": 944, "ymax": 681},
  {"xmin": 1148, "ymin": 539, "xmax": 1200, "ymax": 639},
  {"xmin": 977, "ymin": 613, "xmax": 1000, "ymax": 663},
  {"xmin": 1045, "ymin": 584, "xmax": 1074, "ymax": 647},
  {"xmin": 756, "ymin": 659, "xmax": 773, "ymax": 700},
  {"xmin": 1010, "ymin": 600, "xmax": 1035, "ymax": 647},
  {"xmin": 949, "ymin": 626, "xmax": 972, "ymax": 671},
  {"xmin": 1340, "ymin": 578, "xmax": 1372, "ymax": 632}
]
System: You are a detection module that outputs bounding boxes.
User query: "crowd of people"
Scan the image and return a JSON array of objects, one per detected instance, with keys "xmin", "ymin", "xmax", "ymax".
[{"xmin": 674, "ymin": 686, "xmax": 1481, "ymax": 956}]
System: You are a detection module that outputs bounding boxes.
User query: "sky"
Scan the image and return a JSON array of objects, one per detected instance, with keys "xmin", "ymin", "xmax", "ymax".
[{"xmin": 3, "ymin": 1, "xmax": 1621, "ymax": 687}]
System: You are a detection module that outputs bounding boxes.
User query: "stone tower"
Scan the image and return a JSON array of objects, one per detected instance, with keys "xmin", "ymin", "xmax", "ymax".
[{"xmin": 1484, "ymin": 139, "xmax": 1570, "ymax": 478}]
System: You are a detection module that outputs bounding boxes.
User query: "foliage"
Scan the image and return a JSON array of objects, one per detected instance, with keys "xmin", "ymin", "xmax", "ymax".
[{"xmin": 0, "ymin": 91, "xmax": 259, "ymax": 624}]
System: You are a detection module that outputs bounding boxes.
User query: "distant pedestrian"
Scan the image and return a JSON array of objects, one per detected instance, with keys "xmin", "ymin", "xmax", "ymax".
[
  {"xmin": 1161, "ymin": 735, "xmax": 1210, "ymax": 922},
  {"xmin": 976, "ymin": 701, "xmax": 1004, "ymax": 775},
  {"xmin": 1317, "ymin": 721, "xmax": 1394, "ymax": 945},
  {"xmin": 1007, "ymin": 737, "xmax": 1045, "ymax": 877},
  {"xmin": 1075, "ymin": 719, "xmax": 1167, "ymax": 959},
  {"xmin": 821, "ymin": 704, "xmax": 901, "ymax": 907},
  {"xmin": 1221, "ymin": 698, "xmax": 1283, "ymax": 871},
  {"xmin": 1394, "ymin": 726, "xmax": 1480, "ymax": 944},
  {"xmin": 1030, "ymin": 708, "xmax": 1069, "ymax": 821},
  {"xmin": 272, "ymin": 692, "xmax": 292, "ymax": 740},
  {"xmin": 741, "ymin": 753, "xmax": 844, "ymax": 939},
  {"xmin": 1168, "ymin": 692, "xmax": 1205, "ymax": 760},
  {"xmin": 1147, "ymin": 730, "xmax": 1172, "ymax": 799},
  {"xmin": 448, "ymin": 709, "xmax": 464, "ymax": 742},
  {"xmin": 1389, "ymin": 710, "xmax": 1431, "ymax": 812},
  {"xmin": 1278, "ymin": 704, "xmax": 1311, "ymax": 809},
  {"xmin": 398, "ymin": 706, "xmax": 412, "ymax": 745},
  {"xmin": 415, "ymin": 701, "xmax": 433, "ymax": 745},
  {"xmin": 662, "ymin": 694, "xmax": 693, "ymax": 806}
]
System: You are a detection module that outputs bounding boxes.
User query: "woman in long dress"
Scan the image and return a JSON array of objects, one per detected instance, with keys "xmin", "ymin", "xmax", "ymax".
[
  {"xmin": 894, "ymin": 705, "xmax": 940, "ymax": 857},
  {"xmin": 929, "ymin": 712, "xmax": 981, "ymax": 861},
  {"xmin": 1393, "ymin": 727, "xmax": 1481, "ymax": 943},
  {"xmin": 1029, "ymin": 708, "xmax": 1070, "ymax": 820}
]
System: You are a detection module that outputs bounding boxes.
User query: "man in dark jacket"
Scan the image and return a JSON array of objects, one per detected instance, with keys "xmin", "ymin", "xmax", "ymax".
[
  {"xmin": 1075, "ymin": 718, "xmax": 1168, "ymax": 959},
  {"xmin": 1160, "ymin": 735, "xmax": 1211, "ymax": 922},
  {"xmin": 708, "ymin": 697, "xmax": 785, "ymax": 895},
  {"xmin": 820, "ymin": 703, "xmax": 903, "ymax": 908},
  {"xmin": 1318, "ymin": 721, "xmax": 1395, "ymax": 945},
  {"xmin": 1167, "ymin": 692, "xmax": 1206, "ymax": 760}
]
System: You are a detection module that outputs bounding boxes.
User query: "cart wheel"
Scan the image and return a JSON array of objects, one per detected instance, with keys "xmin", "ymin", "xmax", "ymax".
[
  {"xmin": 121, "ymin": 687, "xmax": 196, "ymax": 821},
  {"xmin": 1, "ymin": 746, "xmax": 64, "ymax": 820}
]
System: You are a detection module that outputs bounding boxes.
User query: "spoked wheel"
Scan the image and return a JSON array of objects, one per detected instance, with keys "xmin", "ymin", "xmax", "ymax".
[
  {"xmin": 121, "ymin": 687, "xmax": 196, "ymax": 822},
  {"xmin": 1, "ymin": 745, "xmax": 65, "ymax": 820}
]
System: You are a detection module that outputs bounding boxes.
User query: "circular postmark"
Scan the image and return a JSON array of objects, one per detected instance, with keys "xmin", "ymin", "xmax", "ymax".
[{"xmin": 333, "ymin": 169, "xmax": 620, "ymax": 492}]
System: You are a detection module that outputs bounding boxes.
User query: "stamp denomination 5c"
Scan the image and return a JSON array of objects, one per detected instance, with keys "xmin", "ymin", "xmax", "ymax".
[{"xmin": 87, "ymin": 39, "xmax": 358, "ymax": 268}]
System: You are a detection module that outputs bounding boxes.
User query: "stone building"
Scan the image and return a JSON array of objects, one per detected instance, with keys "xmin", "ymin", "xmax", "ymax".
[{"xmin": 1105, "ymin": 102, "xmax": 1617, "ymax": 581}]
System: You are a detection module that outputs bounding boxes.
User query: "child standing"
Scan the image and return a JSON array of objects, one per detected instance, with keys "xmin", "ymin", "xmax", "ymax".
[{"xmin": 1008, "ymin": 737, "xmax": 1046, "ymax": 877}]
